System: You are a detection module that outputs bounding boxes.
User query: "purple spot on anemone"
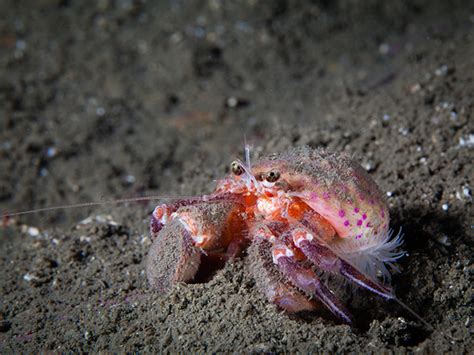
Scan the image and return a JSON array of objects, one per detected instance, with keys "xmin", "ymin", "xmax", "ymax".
[
  {"xmin": 366, "ymin": 222, "xmax": 372, "ymax": 228},
  {"xmin": 344, "ymin": 220, "xmax": 350, "ymax": 227},
  {"xmin": 323, "ymin": 192, "xmax": 330, "ymax": 200},
  {"xmin": 369, "ymin": 199, "xmax": 375, "ymax": 205},
  {"xmin": 354, "ymin": 207, "xmax": 359, "ymax": 213},
  {"xmin": 381, "ymin": 211, "xmax": 385, "ymax": 219},
  {"xmin": 310, "ymin": 192, "xmax": 318, "ymax": 200},
  {"xmin": 356, "ymin": 234, "xmax": 362, "ymax": 239},
  {"xmin": 357, "ymin": 220, "xmax": 363, "ymax": 226},
  {"xmin": 339, "ymin": 210, "xmax": 345, "ymax": 217},
  {"xmin": 362, "ymin": 213, "xmax": 367, "ymax": 220}
]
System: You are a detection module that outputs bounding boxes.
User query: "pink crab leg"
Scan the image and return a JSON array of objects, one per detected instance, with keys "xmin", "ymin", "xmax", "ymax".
[
  {"xmin": 272, "ymin": 244, "xmax": 353, "ymax": 324},
  {"xmin": 249, "ymin": 238, "xmax": 318, "ymax": 313},
  {"xmin": 291, "ymin": 228, "xmax": 394, "ymax": 300}
]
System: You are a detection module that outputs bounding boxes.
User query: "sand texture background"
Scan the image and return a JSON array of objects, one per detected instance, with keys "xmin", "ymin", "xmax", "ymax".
[{"xmin": 0, "ymin": 0, "xmax": 473, "ymax": 352}]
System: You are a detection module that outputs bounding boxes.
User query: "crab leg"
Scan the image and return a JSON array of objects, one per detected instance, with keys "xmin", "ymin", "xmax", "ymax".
[
  {"xmin": 248, "ymin": 238, "xmax": 318, "ymax": 313},
  {"xmin": 272, "ymin": 244, "xmax": 353, "ymax": 324},
  {"xmin": 291, "ymin": 228, "xmax": 394, "ymax": 299}
]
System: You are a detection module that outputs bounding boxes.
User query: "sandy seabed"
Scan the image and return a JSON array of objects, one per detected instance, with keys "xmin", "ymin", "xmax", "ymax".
[{"xmin": 0, "ymin": 1, "xmax": 472, "ymax": 352}]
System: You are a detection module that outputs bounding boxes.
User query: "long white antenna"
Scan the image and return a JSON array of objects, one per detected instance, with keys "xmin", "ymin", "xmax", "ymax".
[{"xmin": 1, "ymin": 195, "xmax": 202, "ymax": 219}]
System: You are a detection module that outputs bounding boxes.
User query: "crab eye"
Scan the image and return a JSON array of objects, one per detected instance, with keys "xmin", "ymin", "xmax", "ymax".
[
  {"xmin": 231, "ymin": 161, "xmax": 244, "ymax": 176},
  {"xmin": 265, "ymin": 170, "xmax": 280, "ymax": 182}
]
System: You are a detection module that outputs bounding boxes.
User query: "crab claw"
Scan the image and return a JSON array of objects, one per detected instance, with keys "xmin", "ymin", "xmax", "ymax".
[
  {"xmin": 147, "ymin": 200, "xmax": 246, "ymax": 292},
  {"xmin": 146, "ymin": 219, "xmax": 202, "ymax": 293}
]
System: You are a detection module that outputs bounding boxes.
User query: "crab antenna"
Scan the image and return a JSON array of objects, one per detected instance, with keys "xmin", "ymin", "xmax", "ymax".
[
  {"xmin": 0, "ymin": 195, "xmax": 206, "ymax": 219},
  {"xmin": 244, "ymin": 136, "xmax": 252, "ymax": 169}
]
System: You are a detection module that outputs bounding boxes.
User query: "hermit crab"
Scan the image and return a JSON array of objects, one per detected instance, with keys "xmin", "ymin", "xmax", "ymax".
[{"xmin": 146, "ymin": 146, "xmax": 404, "ymax": 323}]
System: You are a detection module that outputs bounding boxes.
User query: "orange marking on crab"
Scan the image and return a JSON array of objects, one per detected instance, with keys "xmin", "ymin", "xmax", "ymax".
[
  {"xmin": 287, "ymin": 200, "xmax": 311, "ymax": 219},
  {"xmin": 243, "ymin": 194, "xmax": 258, "ymax": 213},
  {"xmin": 287, "ymin": 201, "xmax": 336, "ymax": 242},
  {"xmin": 291, "ymin": 228, "xmax": 313, "ymax": 247},
  {"xmin": 152, "ymin": 205, "xmax": 170, "ymax": 224}
]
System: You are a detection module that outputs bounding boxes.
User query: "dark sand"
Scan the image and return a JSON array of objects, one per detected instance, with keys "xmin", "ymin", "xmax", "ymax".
[{"xmin": 0, "ymin": 0, "xmax": 472, "ymax": 352}]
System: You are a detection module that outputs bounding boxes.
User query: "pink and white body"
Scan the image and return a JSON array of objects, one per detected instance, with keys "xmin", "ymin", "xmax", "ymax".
[{"xmin": 146, "ymin": 146, "xmax": 404, "ymax": 324}]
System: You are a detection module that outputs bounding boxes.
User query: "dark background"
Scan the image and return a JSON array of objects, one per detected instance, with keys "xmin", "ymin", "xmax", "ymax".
[{"xmin": 0, "ymin": 0, "xmax": 472, "ymax": 352}]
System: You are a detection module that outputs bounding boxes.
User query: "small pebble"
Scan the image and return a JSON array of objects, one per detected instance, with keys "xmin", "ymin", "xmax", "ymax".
[
  {"xmin": 398, "ymin": 127, "xmax": 409, "ymax": 135},
  {"xmin": 46, "ymin": 147, "xmax": 57, "ymax": 158},
  {"xmin": 437, "ymin": 234, "xmax": 451, "ymax": 246},
  {"xmin": 16, "ymin": 39, "xmax": 26, "ymax": 50},
  {"xmin": 379, "ymin": 43, "xmax": 390, "ymax": 55},
  {"xmin": 226, "ymin": 97, "xmax": 238, "ymax": 108},
  {"xmin": 435, "ymin": 64, "xmax": 448, "ymax": 76},
  {"xmin": 27, "ymin": 227, "xmax": 39, "ymax": 237},
  {"xmin": 462, "ymin": 186, "xmax": 471, "ymax": 198},
  {"xmin": 363, "ymin": 162, "xmax": 374, "ymax": 171},
  {"xmin": 170, "ymin": 32, "xmax": 183, "ymax": 43},
  {"xmin": 124, "ymin": 174, "xmax": 136, "ymax": 184},
  {"xmin": 23, "ymin": 273, "xmax": 38, "ymax": 282},
  {"xmin": 458, "ymin": 134, "xmax": 474, "ymax": 148},
  {"xmin": 410, "ymin": 83, "xmax": 421, "ymax": 93},
  {"xmin": 96, "ymin": 107, "xmax": 106, "ymax": 116}
]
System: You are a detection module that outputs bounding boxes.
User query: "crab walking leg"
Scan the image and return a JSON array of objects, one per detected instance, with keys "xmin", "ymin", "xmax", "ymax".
[
  {"xmin": 291, "ymin": 228, "xmax": 394, "ymax": 299},
  {"xmin": 249, "ymin": 238, "xmax": 318, "ymax": 313},
  {"xmin": 272, "ymin": 245, "xmax": 353, "ymax": 324}
]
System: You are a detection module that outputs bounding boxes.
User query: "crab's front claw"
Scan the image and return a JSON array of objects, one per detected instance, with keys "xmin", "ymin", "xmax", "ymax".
[
  {"xmin": 147, "ymin": 200, "xmax": 246, "ymax": 292},
  {"xmin": 146, "ymin": 219, "xmax": 202, "ymax": 293}
]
